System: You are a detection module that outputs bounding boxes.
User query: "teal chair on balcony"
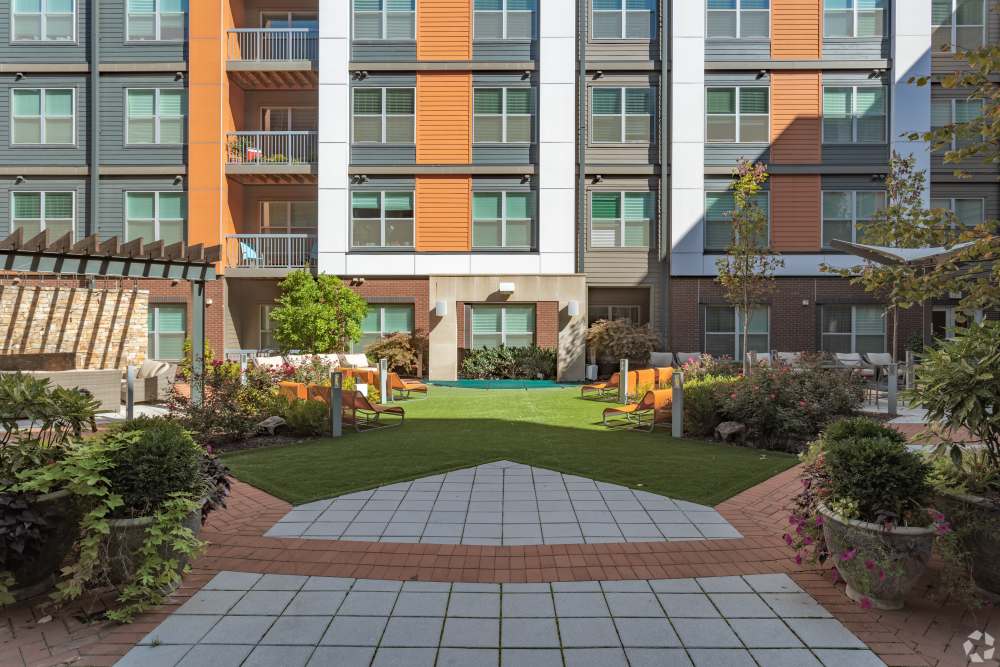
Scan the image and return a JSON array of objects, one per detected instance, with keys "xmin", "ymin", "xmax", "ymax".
[{"xmin": 240, "ymin": 241, "xmax": 260, "ymax": 266}]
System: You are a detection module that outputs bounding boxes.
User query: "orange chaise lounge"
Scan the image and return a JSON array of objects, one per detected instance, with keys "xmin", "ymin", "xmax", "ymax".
[
  {"xmin": 387, "ymin": 372, "xmax": 428, "ymax": 400},
  {"xmin": 581, "ymin": 371, "xmax": 638, "ymax": 399},
  {"xmin": 602, "ymin": 389, "xmax": 673, "ymax": 431}
]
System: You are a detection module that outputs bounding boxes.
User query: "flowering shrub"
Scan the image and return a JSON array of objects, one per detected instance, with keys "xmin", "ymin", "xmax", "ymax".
[
  {"xmin": 678, "ymin": 354, "xmax": 739, "ymax": 381},
  {"xmin": 683, "ymin": 375, "xmax": 740, "ymax": 437}
]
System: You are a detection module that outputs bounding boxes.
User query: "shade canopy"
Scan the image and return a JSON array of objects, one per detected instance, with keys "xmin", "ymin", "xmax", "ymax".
[{"xmin": 830, "ymin": 239, "xmax": 976, "ymax": 268}]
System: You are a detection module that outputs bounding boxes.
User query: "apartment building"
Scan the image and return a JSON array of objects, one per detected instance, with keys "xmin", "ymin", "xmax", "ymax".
[{"xmin": 3, "ymin": 0, "xmax": 995, "ymax": 378}]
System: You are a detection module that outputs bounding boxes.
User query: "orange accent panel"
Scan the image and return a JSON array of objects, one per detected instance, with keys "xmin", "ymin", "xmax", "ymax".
[
  {"xmin": 415, "ymin": 176, "xmax": 472, "ymax": 252},
  {"xmin": 770, "ymin": 71, "xmax": 821, "ymax": 164},
  {"xmin": 417, "ymin": 0, "xmax": 471, "ymax": 60},
  {"xmin": 771, "ymin": 175, "xmax": 821, "ymax": 251},
  {"xmin": 771, "ymin": 0, "xmax": 821, "ymax": 59},
  {"xmin": 416, "ymin": 73, "xmax": 471, "ymax": 164}
]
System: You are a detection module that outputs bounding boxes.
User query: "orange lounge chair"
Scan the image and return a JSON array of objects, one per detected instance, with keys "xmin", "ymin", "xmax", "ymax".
[
  {"xmin": 631, "ymin": 368, "xmax": 657, "ymax": 399},
  {"xmin": 345, "ymin": 390, "xmax": 405, "ymax": 432},
  {"xmin": 387, "ymin": 372, "xmax": 428, "ymax": 399},
  {"xmin": 278, "ymin": 381, "xmax": 307, "ymax": 402},
  {"xmin": 655, "ymin": 367, "xmax": 674, "ymax": 389},
  {"xmin": 581, "ymin": 371, "xmax": 639, "ymax": 399},
  {"xmin": 602, "ymin": 389, "xmax": 673, "ymax": 431}
]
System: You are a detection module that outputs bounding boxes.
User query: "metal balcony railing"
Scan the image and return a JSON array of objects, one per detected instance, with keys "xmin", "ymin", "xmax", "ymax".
[
  {"xmin": 225, "ymin": 131, "xmax": 318, "ymax": 167},
  {"xmin": 227, "ymin": 28, "xmax": 318, "ymax": 62},
  {"xmin": 225, "ymin": 234, "xmax": 317, "ymax": 269}
]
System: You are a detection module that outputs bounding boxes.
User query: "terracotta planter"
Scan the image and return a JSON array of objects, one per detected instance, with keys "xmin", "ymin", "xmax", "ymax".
[
  {"xmin": 104, "ymin": 504, "xmax": 204, "ymax": 585},
  {"xmin": 8, "ymin": 489, "xmax": 82, "ymax": 601},
  {"xmin": 935, "ymin": 491, "xmax": 1000, "ymax": 599},
  {"xmin": 819, "ymin": 504, "xmax": 935, "ymax": 610}
]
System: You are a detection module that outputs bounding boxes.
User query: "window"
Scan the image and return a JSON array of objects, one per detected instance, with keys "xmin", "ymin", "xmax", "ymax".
[
  {"xmin": 11, "ymin": 89, "xmax": 74, "ymax": 145},
  {"xmin": 474, "ymin": 0, "xmax": 534, "ymax": 39},
  {"xmin": 351, "ymin": 191, "xmax": 414, "ymax": 248},
  {"xmin": 590, "ymin": 192, "xmax": 652, "ymax": 248},
  {"xmin": 823, "ymin": 0, "xmax": 886, "ymax": 38},
  {"xmin": 352, "ymin": 88, "xmax": 415, "ymax": 144},
  {"xmin": 706, "ymin": 87, "xmax": 769, "ymax": 143},
  {"xmin": 930, "ymin": 197, "xmax": 985, "ymax": 228},
  {"xmin": 259, "ymin": 304, "xmax": 276, "ymax": 350},
  {"xmin": 707, "ymin": 0, "xmax": 769, "ymax": 39},
  {"xmin": 592, "ymin": 0, "xmax": 656, "ymax": 40},
  {"xmin": 474, "ymin": 88, "xmax": 534, "ymax": 143},
  {"xmin": 12, "ymin": 0, "xmax": 75, "ymax": 41},
  {"xmin": 260, "ymin": 201, "xmax": 318, "ymax": 234},
  {"xmin": 705, "ymin": 306, "xmax": 769, "ymax": 359},
  {"xmin": 261, "ymin": 11, "xmax": 318, "ymax": 28},
  {"xmin": 932, "ymin": 306, "xmax": 984, "ymax": 340},
  {"xmin": 821, "ymin": 305, "xmax": 885, "ymax": 354},
  {"xmin": 11, "ymin": 192, "xmax": 73, "ymax": 239},
  {"xmin": 823, "ymin": 86, "xmax": 886, "ymax": 144},
  {"xmin": 127, "ymin": 0, "xmax": 185, "ymax": 41},
  {"xmin": 126, "ymin": 192, "xmax": 185, "ymax": 244},
  {"xmin": 353, "ymin": 0, "xmax": 415, "ymax": 40},
  {"xmin": 470, "ymin": 304, "xmax": 535, "ymax": 349},
  {"xmin": 591, "ymin": 87, "xmax": 654, "ymax": 143},
  {"xmin": 822, "ymin": 190, "xmax": 885, "ymax": 248},
  {"xmin": 126, "ymin": 89, "xmax": 185, "ymax": 145},
  {"xmin": 588, "ymin": 305, "xmax": 642, "ymax": 326},
  {"xmin": 357, "ymin": 304, "xmax": 414, "ymax": 352},
  {"xmin": 705, "ymin": 191, "xmax": 770, "ymax": 250},
  {"xmin": 148, "ymin": 304, "xmax": 186, "ymax": 361},
  {"xmin": 932, "ymin": 0, "xmax": 985, "ymax": 52},
  {"xmin": 473, "ymin": 192, "xmax": 534, "ymax": 249},
  {"xmin": 931, "ymin": 98, "xmax": 983, "ymax": 151},
  {"xmin": 261, "ymin": 107, "xmax": 318, "ymax": 131}
]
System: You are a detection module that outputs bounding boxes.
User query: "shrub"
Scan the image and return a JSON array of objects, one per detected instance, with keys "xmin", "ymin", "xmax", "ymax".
[
  {"xmin": 683, "ymin": 375, "xmax": 739, "ymax": 437},
  {"xmin": 281, "ymin": 399, "xmax": 329, "ymax": 437},
  {"xmin": 168, "ymin": 361, "xmax": 278, "ymax": 444},
  {"xmin": 178, "ymin": 338, "xmax": 215, "ymax": 381},
  {"xmin": 586, "ymin": 319, "xmax": 659, "ymax": 367},
  {"xmin": 679, "ymin": 354, "xmax": 739, "ymax": 381},
  {"xmin": 460, "ymin": 346, "xmax": 557, "ymax": 380},
  {"xmin": 290, "ymin": 356, "xmax": 338, "ymax": 386},
  {"xmin": 365, "ymin": 332, "xmax": 428, "ymax": 376}
]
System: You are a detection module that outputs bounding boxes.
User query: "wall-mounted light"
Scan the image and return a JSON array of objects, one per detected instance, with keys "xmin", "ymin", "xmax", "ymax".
[
  {"xmin": 871, "ymin": 173, "xmax": 887, "ymax": 182},
  {"xmin": 352, "ymin": 70, "xmax": 369, "ymax": 80},
  {"xmin": 520, "ymin": 174, "xmax": 531, "ymax": 184},
  {"xmin": 499, "ymin": 282, "xmax": 515, "ymax": 294},
  {"xmin": 567, "ymin": 301, "xmax": 580, "ymax": 317},
  {"xmin": 594, "ymin": 70, "xmax": 604, "ymax": 79},
  {"xmin": 755, "ymin": 69, "xmax": 768, "ymax": 80},
  {"xmin": 14, "ymin": 72, "xmax": 24, "ymax": 81},
  {"xmin": 352, "ymin": 174, "xmax": 369, "ymax": 184},
  {"xmin": 435, "ymin": 300, "xmax": 448, "ymax": 317},
  {"xmin": 592, "ymin": 174, "xmax": 603, "ymax": 184},
  {"xmin": 14, "ymin": 176, "xmax": 25, "ymax": 185},
  {"xmin": 173, "ymin": 175, "xmax": 184, "ymax": 185},
  {"xmin": 174, "ymin": 71, "xmax": 184, "ymax": 82},
  {"xmin": 868, "ymin": 68, "xmax": 885, "ymax": 80},
  {"xmin": 521, "ymin": 70, "xmax": 531, "ymax": 80}
]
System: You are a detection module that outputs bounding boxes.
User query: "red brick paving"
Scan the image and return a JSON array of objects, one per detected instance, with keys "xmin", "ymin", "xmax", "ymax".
[{"xmin": 2, "ymin": 467, "xmax": 997, "ymax": 667}]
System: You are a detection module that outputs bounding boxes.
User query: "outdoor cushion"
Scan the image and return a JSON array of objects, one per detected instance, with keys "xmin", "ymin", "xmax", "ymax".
[
  {"xmin": 650, "ymin": 352, "xmax": 674, "ymax": 367},
  {"xmin": 254, "ymin": 356, "xmax": 286, "ymax": 369},
  {"xmin": 314, "ymin": 354, "xmax": 341, "ymax": 368},
  {"xmin": 342, "ymin": 353, "xmax": 372, "ymax": 368},
  {"xmin": 137, "ymin": 360, "xmax": 167, "ymax": 379}
]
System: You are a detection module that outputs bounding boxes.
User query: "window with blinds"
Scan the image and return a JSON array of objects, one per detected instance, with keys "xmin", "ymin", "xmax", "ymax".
[
  {"xmin": 823, "ymin": 0, "xmax": 886, "ymax": 38},
  {"xmin": 821, "ymin": 305, "xmax": 885, "ymax": 354},
  {"xmin": 932, "ymin": 0, "xmax": 985, "ymax": 52},
  {"xmin": 704, "ymin": 191, "xmax": 769, "ymax": 250},
  {"xmin": 931, "ymin": 98, "xmax": 983, "ymax": 152},
  {"xmin": 353, "ymin": 0, "xmax": 416, "ymax": 40},
  {"xmin": 930, "ymin": 197, "xmax": 985, "ymax": 228},
  {"xmin": 126, "ymin": 89, "xmax": 185, "ymax": 145},
  {"xmin": 148, "ymin": 304, "xmax": 186, "ymax": 361},
  {"xmin": 11, "ymin": 192, "xmax": 74, "ymax": 240},
  {"xmin": 355, "ymin": 305, "xmax": 414, "ymax": 352},
  {"xmin": 470, "ymin": 305, "xmax": 535, "ymax": 349},
  {"xmin": 592, "ymin": 0, "xmax": 656, "ymax": 40},
  {"xmin": 822, "ymin": 190, "xmax": 885, "ymax": 248},
  {"xmin": 12, "ymin": 0, "xmax": 75, "ymax": 41},
  {"xmin": 261, "ymin": 107, "xmax": 318, "ymax": 132},
  {"xmin": 474, "ymin": 0, "xmax": 535, "ymax": 39},
  {"xmin": 705, "ymin": 306, "xmax": 769, "ymax": 359},
  {"xmin": 706, "ymin": 0, "xmax": 769, "ymax": 39},
  {"xmin": 260, "ymin": 201, "xmax": 318, "ymax": 234},
  {"xmin": 474, "ymin": 88, "xmax": 534, "ymax": 143},
  {"xmin": 352, "ymin": 88, "xmax": 415, "ymax": 144},
  {"xmin": 473, "ymin": 192, "xmax": 535, "ymax": 249},
  {"xmin": 706, "ymin": 87, "xmax": 768, "ymax": 143},
  {"xmin": 127, "ymin": 0, "xmax": 185, "ymax": 41},
  {"xmin": 590, "ymin": 192, "xmax": 652, "ymax": 248},
  {"xmin": 591, "ymin": 87, "xmax": 654, "ymax": 144},
  {"xmin": 259, "ymin": 304, "xmax": 277, "ymax": 350},
  {"xmin": 11, "ymin": 89, "xmax": 74, "ymax": 145},
  {"xmin": 822, "ymin": 86, "xmax": 885, "ymax": 144},
  {"xmin": 126, "ymin": 192, "xmax": 186, "ymax": 244},
  {"xmin": 351, "ymin": 191, "xmax": 415, "ymax": 248}
]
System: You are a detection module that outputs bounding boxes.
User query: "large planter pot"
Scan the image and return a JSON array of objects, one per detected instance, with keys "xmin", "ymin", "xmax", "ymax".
[
  {"xmin": 935, "ymin": 490, "xmax": 1000, "ymax": 599},
  {"xmin": 104, "ymin": 504, "xmax": 204, "ymax": 585},
  {"xmin": 9, "ymin": 489, "xmax": 82, "ymax": 601},
  {"xmin": 819, "ymin": 504, "xmax": 935, "ymax": 610}
]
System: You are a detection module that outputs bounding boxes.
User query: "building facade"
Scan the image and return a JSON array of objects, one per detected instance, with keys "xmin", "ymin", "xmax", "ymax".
[{"xmin": 1, "ymin": 0, "xmax": 995, "ymax": 377}]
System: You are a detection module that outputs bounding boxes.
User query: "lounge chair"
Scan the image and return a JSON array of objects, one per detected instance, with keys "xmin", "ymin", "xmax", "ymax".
[
  {"xmin": 774, "ymin": 352, "xmax": 802, "ymax": 367},
  {"xmin": 864, "ymin": 352, "xmax": 903, "ymax": 378},
  {"xmin": 345, "ymin": 390, "xmax": 405, "ymax": 432},
  {"xmin": 632, "ymin": 368, "xmax": 657, "ymax": 399},
  {"xmin": 750, "ymin": 352, "xmax": 772, "ymax": 366},
  {"xmin": 650, "ymin": 352, "xmax": 675, "ymax": 367},
  {"xmin": 387, "ymin": 372, "xmax": 428, "ymax": 399},
  {"xmin": 834, "ymin": 353, "xmax": 875, "ymax": 378},
  {"xmin": 676, "ymin": 352, "xmax": 702, "ymax": 366},
  {"xmin": 581, "ymin": 371, "xmax": 637, "ymax": 399},
  {"xmin": 602, "ymin": 389, "xmax": 673, "ymax": 431},
  {"xmin": 654, "ymin": 367, "xmax": 674, "ymax": 389},
  {"xmin": 278, "ymin": 381, "xmax": 307, "ymax": 402}
]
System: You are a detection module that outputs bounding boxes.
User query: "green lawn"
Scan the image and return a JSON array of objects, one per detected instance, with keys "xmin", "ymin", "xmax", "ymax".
[{"xmin": 223, "ymin": 386, "xmax": 796, "ymax": 507}]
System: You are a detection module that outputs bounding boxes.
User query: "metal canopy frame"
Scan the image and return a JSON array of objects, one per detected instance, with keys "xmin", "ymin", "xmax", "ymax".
[{"xmin": 0, "ymin": 229, "xmax": 221, "ymax": 404}]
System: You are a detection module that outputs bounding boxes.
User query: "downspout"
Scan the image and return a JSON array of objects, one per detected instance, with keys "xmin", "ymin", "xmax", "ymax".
[
  {"xmin": 88, "ymin": 0, "xmax": 100, "ymax": 238},
  {"xmin": 658, "ymin": 0, "xmax": 670, "ymax": 349},
  {"xmin": 576, "ymin": 0, "xmax": 587, "ymax": 275}
]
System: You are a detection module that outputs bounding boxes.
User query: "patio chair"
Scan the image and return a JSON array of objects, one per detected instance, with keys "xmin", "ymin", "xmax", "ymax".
[
  {"xmin": 675, "ymin": 352, "xmax": 703, "ymax": 366},
  {"xmin": 253, "ymin": 355, "xmax": 286, "ymax": 371},
  {"xmin": 650, "ymin": 352, "xmax": 675, "ymax": 367},
  {"xmin": 581, "ymin": 371, "xmax": 637, "ymax": 399},
  {"xmin": 602, "ymin": 389, "xmax": 673, "ymax": 431},
  {"xmin": 864, "ymin": 353, "xmax": 904, "ymax": 378},
  {"xmin": 632, "ymin": 368, "xmax": 657, "ymax": 399},
  {"xmin": 345, "ymin": 390, "xmax": 405, "ymax": 432},
  {"xmin": 774, "ymin": 352, "xmax": 802, "ymax": 367},
  {"xmin": 834, "ymin": 353, "xmax": 875, "ymax": 378},
  {"xmin": 278, "ymin": 381, "xmax": 307, "ymax": 402},
  {"xmin": 750, "ymin": 352, "xmax": 772, "ymax": 366},
  {"xmin": 387, "ymin": 372, "xmax": 428, "ymax": 400},
  {"xmin": 654, "ymin": 366, "xmax": 674, "ymax": 389}
]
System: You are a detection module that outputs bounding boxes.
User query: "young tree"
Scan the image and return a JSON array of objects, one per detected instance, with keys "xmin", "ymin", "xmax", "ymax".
[
  {"xmin": 269, "ymin": 270, "xmax": 368, "ymax": 354},
  {"xmin": 715, "ymin": 159, "xmax": 784, "ymax": 374}
]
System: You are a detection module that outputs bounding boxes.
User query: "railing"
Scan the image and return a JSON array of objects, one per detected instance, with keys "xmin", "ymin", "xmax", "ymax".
[
  {"xmin": 227, "ymin": 28, "xmax": 318, "ymax": 62},
  {"xmin": 226, "ymin": 131, "xmax": 318, "ymax": 167},
  {"xmin": 225, "ymin": 234, "xmax": 317, "ymax": 269}
]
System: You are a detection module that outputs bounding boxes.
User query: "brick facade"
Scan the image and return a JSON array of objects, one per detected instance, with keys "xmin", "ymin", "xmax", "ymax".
[
  {"xmin": 350, "ymin": 277, "xmax": 431, "ymax": 336},
  {"xmin": 536, "ymin": 301, "xmax": 559, "ymax": 350}
]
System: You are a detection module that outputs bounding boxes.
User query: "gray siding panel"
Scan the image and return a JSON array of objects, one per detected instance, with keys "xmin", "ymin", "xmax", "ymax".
[
  {"xmin": 472, "ymin": 145, "xmax": 535, "ymax": 165},
  {"xmin": 821, "ymin": 144, "xmax": 888, "ymax": 166},
  {"xmin": 471, "ymin": 176, "xmax": 532, "ymax": 191},
  {"xmin": 0, "ymin": 1, "xmax": 88, "ymax": 63},
  {"xmin": 99, "ymin": 0, "xmax": 187, "ymax": 63},
  {"xmin": 351, "ymin": 42, "xmax": 416, "ymax": 62},
  {"xmin": 705, "ymin": 145, "xmax": 770, "ymax": 167},
  {"xmin": 821, "ymin": 175, "xmax": 887, "ymax": 190},
  {"xmin": 351, "ymin": 146, "xmax": 416, "ymax": 165},
  {"xmin": 0, "ymin": 177, "xmax": 87, "ymax": 238},
  {"xmin": 98, "ymin": 176, "xmax": 186, "ymax": 240},
  {"xmin": 0, "ymin": 76, "xmax": 88, "ymax": 166},
  {"xmin": 99, "ymin": 74, "xmax": 186, "ymax": 165},
  {"xmin": 822, "ymin": 38, "xmax": 889, "ymax": 60},
  {"xmin": 705, "ymin": 39, "xmax": 771, "ymax": 61},
  {"xmin": 351, "ymin": 177, "xmax": 416, "ymax": 191},
  {"xmin": 473, "ymin": 41, "xmax": 535, "ymax": 62}
]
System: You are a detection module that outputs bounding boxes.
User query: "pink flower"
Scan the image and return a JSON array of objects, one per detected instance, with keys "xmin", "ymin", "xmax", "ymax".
[
  {"xmin": 831, "ymin": 569, "xmax": 841, "ymax": 584},
  {"xmin": 794, "ymin": 553, "xmax": 803, "ymax": 565},
  {"xmin": 878, "ymin": 569, "xmax": 887, "ymax": 582},
  {"xmin": 814, "ymin": 515, "xmax": 824, "ymax": 527},
  {"xmin": 839, "ymin": 548, "xmax": 858, "ymax": 562},
  {"xmin": 784, "ymin": 533, "xmax": 793, "ymax": 546},
  {"xmin": 730, "ymin": 393, "xmax": 737, "ymax": 399},
  {"xmin": 803, "ymin": 536, "xmax": 814, "ymax": 546},
  {"xmin": 799, "ymin": 400, "xmax": 808, "ymax": 407},
  {"xmin": 860, "ymin": 597, "xmax": 873, "ymax": 610},
  {"xmin": 864, "ymin": 559, "xmax": 876, "ymax": 571}
]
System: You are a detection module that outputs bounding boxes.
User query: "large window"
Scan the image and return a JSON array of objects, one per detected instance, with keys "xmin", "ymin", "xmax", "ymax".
[
  {"xmin": 932, "ymin": 0, "xmax": 985, "ymax": 52},
  {"xmin": 357, "ymin": 304, "xmax": 414, "ymax": 352},
  {"xmin": 706, "ymin": 87, "xmax": 769, "ymax": 143},
  {"xmin": 11, "ymin": 89, "xmax": 74, "ymax": 145},
  {"xmin": 706, "ymin": 0, "xmax": 769, "ymax": 39},
  {"xmin": 474, "ymin": 0, "xmax": 534, "ymax": 39},
  {"xmin": 12, "ymin": 0, "xmax": 75, "ymax": 41},
  {"xmin": 588, "ymin": 304, "xmax": 642, "ymax": 326},
  {"xmin": 11, "ymin": 192, "xmax": 74, "ymax": 239},
  {"xmin": 148, "ymin": 304, "xmax": 185, "ymax": 361},
  {"xmin": 591, "ymin": 87, "xmax": 654, "ymax": 144},
  {"xmin": 705, "ymin": 306, "xmax": 769, "ymax": 359},
  {"xmin": 127, "ymin": 0, "xmax": 185, "ymax": 41},
  {"xmin": 351, "ymin": 192, "xmax": 414, "ymax": 248},
  {"xmin": 471, "ymin": 305, "xmax": 535, "ymax": 349},
  {"xmin": 821, "ymin": 305, "xmax": 885, "ymax": 354},
  {"xmin": 126, "ymin": 89, "xmax": 185, "ymax": 145},
  {"xmin": 260, "ymin": 201, "xmax": 317, "ymax": 234},
  {"xmin": 261, "ymin": 107, "xmax": 318, "ymax": 132},
  {"xmin": 473, "ymin": 192, "xmax": 534, "ymax": 249},
  {"xmin": 126, "ymin": 192, "xmax": 185, "ymax": 244},
  {"xmin": 932, "ymin": 306, "xmax": 984, "ymax": 340},
  {"xmin": 822, "ymin": 190, "xmax": 885, "ymax": 248},
  {"xmin": 352, "ymin": 88, "xmax": 415, "ymax": 144},
  {"xmin": 930, "ymin": 197, "xmax": 985, "ymax": 228},
  {"xmin": 823, "ymin": 0, "xmax": 886, "ymax": 38},
  {"xmin": 822, "ymin": 86, "xmax": 886, "ymax": 144},
  {"xmin": 474, "ymin": 88, "xmax": 534, "ymax": 143},
  {"xmin": 592, "ymin": 0, "xmax": 656, "ymax": 40},
  {"xmin": 590, "ymin": 192, "xmax": 652, "ymax": 248},
  {"xmin": 259, "ymin": 304, "xmax": 276, "ymax": 350},
  {"xmin": 705, "ymin": 191, "xmax": 769, "ymax": 250},
  {"xmin": 353, "ymin": 0, "xmax": 415, "ymax": 40},
  {"xmin": 931, "ymin": 98, "xmax": 983, "ymax": 151}
]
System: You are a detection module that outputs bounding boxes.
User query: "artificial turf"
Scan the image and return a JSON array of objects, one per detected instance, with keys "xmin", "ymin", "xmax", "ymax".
[{"xmin": 223, "ymin": 386, "xmax": 797, "ymax": 507}]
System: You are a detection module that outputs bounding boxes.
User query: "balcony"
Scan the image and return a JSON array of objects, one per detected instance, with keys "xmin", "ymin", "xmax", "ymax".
[
  {"xmin": 224, "ymin": 234, "xmax": 317, "ymax": 276},
  {"xmin": 226, "ymin": 28, "xmax": 318, "ymax": 89},
  {"xmin": 225, "ymin": 131, "xmax": 318, "ymax": 184}
]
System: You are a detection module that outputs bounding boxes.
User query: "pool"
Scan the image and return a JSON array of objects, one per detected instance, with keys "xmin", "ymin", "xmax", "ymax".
[{"xmin": 430, "ymin": 379, "xmax": 571, "ymax": 390}]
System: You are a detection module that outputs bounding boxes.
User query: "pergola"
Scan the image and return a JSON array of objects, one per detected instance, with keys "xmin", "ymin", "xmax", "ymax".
[{"xmin": 0, "ymin": 228, "xmax": 220, "ymax": 404}]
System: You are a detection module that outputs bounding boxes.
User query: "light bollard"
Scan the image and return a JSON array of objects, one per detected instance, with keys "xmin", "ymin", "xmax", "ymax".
[
  {"xmin": 887, "ymin": 363, "xmax": 898, "ymax": 417},
  {"xmin": 671, "ymin": 371, "xmax": 685, "ymax": 439},
  {"xmin": 618, "ymin": 358, "xmax": 629, "ymax": 404},
  {"xmin": 126, "ymin": 365, "xmax": 136, "ymax": 422},
  {"xmin": 379, "ymin": 358, "xmax": 389, "ymax": 403},
  {"xmin": 331, "ymin": 371, "xmax": 343, "ymax": 438}
]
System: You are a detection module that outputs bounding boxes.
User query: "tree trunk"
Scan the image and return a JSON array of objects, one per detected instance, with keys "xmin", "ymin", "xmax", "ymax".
[{"xmin": 742, "ymin": 308, "xmax": 752, "ymax": 377}]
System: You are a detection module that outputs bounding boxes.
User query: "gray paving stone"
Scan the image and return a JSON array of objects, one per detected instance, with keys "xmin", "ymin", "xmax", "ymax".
[
  {"xmin": 201, "ymin": 616, "xmax": 277, "ymax": 644},
  {"xmin": 751, "ymin": 648, "xmax": 824, "ymax": 666},
  {"xmin": 729, "ymin": 618, "xmax": 804, "ymax": 648},
  {"xmin": 266, "ymin": 523, "xmax": 309, "ymax": 537},
  {"xmin": 563, "ymin": 647, "xmax": 629, "ymax": 667},
  {"xmin": 500, "ymin": 649, "xmax": 564, "ymax": 667},
  {"xmin": 402, "ymin": 580, "xmax": 451, "ymax": 592},
  {"xmin": 355, "ymin": 579, "xmax": 404, "ymax": 592},
  {"xmin": 244, "ymin": 645, "xmax": 314, "ymax": 667},
  {"xmin": 580, "ymin": 523, "xmax": 623, "ymax": 537},
  {"xmin": 658, "ymin": 524, "xmax": 703, "ymax": 538},
  {"xmin": 656, "ymin": 594, "xmax": 720, "ymax": 618},
  {"xmin": 697, "ymin": 524, "xmax": 743, "ymax": 539},
  {"xmin": 343, "ymin": 522, "xmax": 387, "ymax": 536},
  {"xmin": 303, "ymin": 522, "xmax": 349, "ymax": 537},
  {"xmin": 371, "ymin": 647, "xmax": 436, "ymax": 667},
  {"xmin": 743, "ymin": 574, "xmax": 803, "ymax": 594},
  {"xmin": 503, "ymin": 583, "xmax": 550, "ymax": 593},
  {"xmin": 175, "ymin": 590, "xmax": 244, "ymax": 615},
  {"xmin": 621, "ymin": 524, "xmax": 664, "ymax": 539},
  {"xmin": 392, "ymin": 510, "xmax": 431, "ymax": 523},
  {"xmin": 696, "ymin": 576, "xmax": 753, "ymax": 593},
  {"xmin": 304, "ymin": 646, "xmax": 375, "ymax": 667},
  {"xmin": 116, "ymin": 644, "xmax": 193, "ymax": 667},
  {"xmin": 503, "ymin": 525, "xmax": 543, "ymax": 540},
  {"xmin": 303, "ymin": 576, "xmax": 354, "ymax": 591},
  {"xmin": 648, "ymin": 511, "xmax": 690, "ymax": 523},
  {"xmin": 429, "ymin": 511, "xmax": 467, "ymax": 523},
  {"xmin": 785, "ymin": 619, "xmax": 867, "ymax": 649},
  {"xmin": 354, "ymin": 510, "xmax": 395, "ymax": 523},
  {"xmin": 453, "ymin": 582, "xmax": 501, "ymax": 592},
  {"xmin": 437, "ymin": 648, "xmax": 501, "ymax": 667},
  {"xmin": 260, "ymin": 615, "xmax": 331, "ymax": 645},
  {"xmin": 762, "ymin": 593, "xmax": 833, "ymax": 618},
  {"xmin": 601, "ymin": 580, "xmax": 652, "ymax": 593},
  {"xmin": 650, "ymin": 579, "xmax": 700, "ymax": 593},
  {"xmin": 280, "ymin": 510, "xmax": 324, "ymax": 523},
  {"xmin": 441, "ymin": 617, "xmax": 500, "ymax": 647},
  {"xmin": 559, "ymin": 617, "xmax": 621, "ymax": 647},
  {"xmin": 613, "ymin": 617, "xmax": 681, "ymax": 647},
  {"xmin": 463, "ymin": 524, "xmax": 502, "ymax": 539},
  {"xmin": 672, "ymin": 618, "xmax": 743, "ymax": 648},
  {"xmin": 502, "ymin": 593, "xmax": 555, "ymax": 617},
  {"xmin": 552, "ymin": 581, "xmax": 602, "ymax": 592},
  {"xmin": 392, "ymin": 591, "xmax": 449, "ymax": 616},
  {"xmin": 709, "ymin": 593, "xmax": 777, "ymax": 618},
  {"xmin": 604, "ymin": 500, "xmax": 644, "ymax": 511},
  {"xmin": 229, "ymin": 590, "xmax": 295, "ymax": 615},
  {"xmin": 203, "ymin": 571, "xmax": 262, "ymax": 591},
  {"xmin": 688, "ymin": 648, "xmax": 757, "ymax": 666},
  {"xmin": 320, "ymin": 615, "xmax": 388, "ymax": 646},
  {"xmin": 554, "ymin": 592, "xmax": 611, "ymax": 617},
  {"xmin": 541, "ymin": 524, "xmax": 583, "ymax": 539},
  {"xmin": 501, "ymin": 618, "xmax": 560, "ymax": 648},
  {"xmin": 383, "ymin": 522, "xmax": 425, "ymax": 537},
  {"xmin": 814, "ymin": 649, "xmax": 887, "ymax": 666},
  {"xmin": 294, "ymin": 499, "xmax": 335, "ymax": 511},
  {"xmin": 467, "ymin": 511, "xmax": 502, "ymax": 523},
  {"xmin": 283, "ymin": 591, "xmax": 347, "ymax": 616},
  {"xmin": 175, "ymin": 644, "xmax": 253, "ymax": 667},
  {"xmin": 339, "ymin": 591, "xmax": 398, "ymax": 616},
  {"xmin": 448, "ymin": 592, "xmax": 501, "ymax": 617},
  {"xmin": 253, "ymin": 574, "xmax": 308, "ymax": 591},
  {"xmin": 605, "ymin": 592, "xmax": 665, "ymax": 617},
  {"xmin": 379, "ymin": 616, "xmax": 444, "ymax": 647},
  {"xmin": 140, "ymin": 615, "xmax": 221, "ymax": 645},
  {"xmin": 625, "ymin": 648, "xmax": 694, "ymax": 667},
  {"xmin": 575, "ymin": 510, "xmax": 615, "ymax": 522}
]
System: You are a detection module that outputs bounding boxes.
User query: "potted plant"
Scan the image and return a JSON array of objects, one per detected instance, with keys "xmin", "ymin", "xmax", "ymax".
[
  {"xmin": 585, "ymin": 319, "xmax": 659, "ymax": 377},
  {"xmin": 788, "ymin": 417, "xmax": 937, "ymax": 610}
]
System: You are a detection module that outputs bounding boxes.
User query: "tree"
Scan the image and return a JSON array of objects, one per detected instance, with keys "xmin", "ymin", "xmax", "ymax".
[
  {"xmin": 269, "ymin": 270, "xmax": 368, "ymax": 354},
  {"xmin": 715, "ymin": 159, "xmax": 783, "ymax": 374}
]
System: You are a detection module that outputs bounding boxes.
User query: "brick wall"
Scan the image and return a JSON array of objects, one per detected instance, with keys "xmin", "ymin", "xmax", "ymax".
[{"xmin": 536, "ymin": 301, "xmax": 559, "ymax": 350}]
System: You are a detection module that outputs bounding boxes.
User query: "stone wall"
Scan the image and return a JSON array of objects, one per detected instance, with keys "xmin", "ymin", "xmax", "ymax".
[{"xmin": 0, "ymin": 285, "xmax": 148, "ymax": 370}]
